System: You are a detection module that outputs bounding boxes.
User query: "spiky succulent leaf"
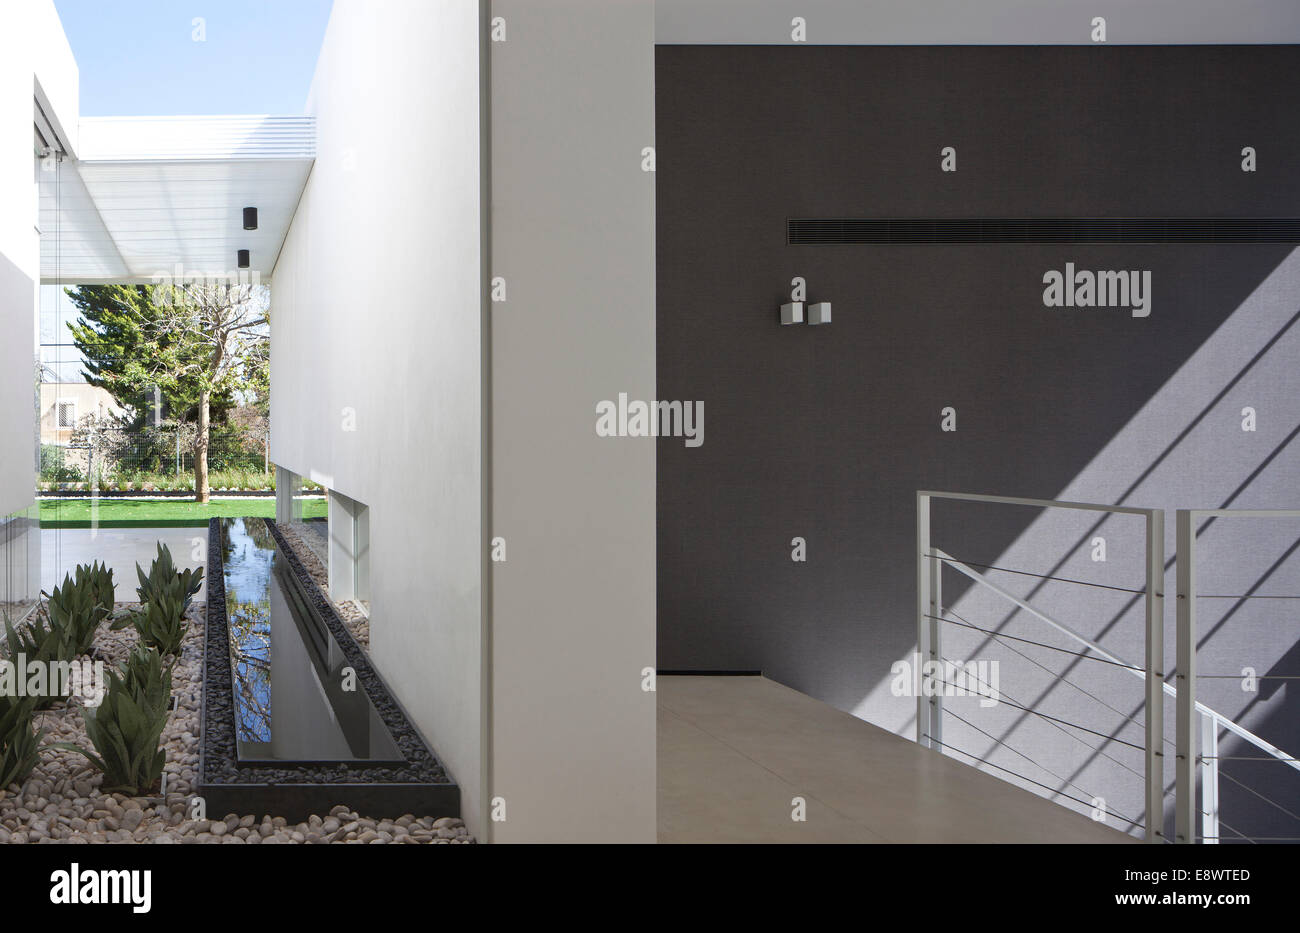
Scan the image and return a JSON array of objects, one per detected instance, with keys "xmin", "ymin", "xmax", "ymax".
[
  {"xmin": 0, "ymin": 692, "xmax": 43, "ymax": 789},
  {"xmin": 74, "ymin": 560, "xmax": 116, "ymax": 616},
  {"xmin": 136, "ymin": 543, "xmax": 204, "ymax": 617},
  {"xmin": 129, "ymin": 596, "xmax": 188, "ymax": 656},
  {"xmin": 43, "ymin": 570, "xmax": 108, "ymax": 656},
  {"xmin": 54, "ymin": 650, "xmax": 171, "ymax": 795}
]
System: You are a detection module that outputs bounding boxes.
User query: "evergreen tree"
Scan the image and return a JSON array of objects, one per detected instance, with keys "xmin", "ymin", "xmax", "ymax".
[{"xmin": 65, "ymin": 284, "xmax": 235, "ymax": 427}]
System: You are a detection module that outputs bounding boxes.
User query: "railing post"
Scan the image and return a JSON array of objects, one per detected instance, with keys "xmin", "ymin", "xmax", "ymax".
[
  {"xmin": 1175, "ymin": 509, "xmax": 1198, "ymax": 843},
  {"xmin": 1144, "ymin": 509, "xmax": 1165, "ymax": 843},
  {"xmin": 916, "ymin": 492, "xmax": 932, "ymax": 748},
  {"xmin": 1201, "ymin": 712, "xmax": 1219, "ymax": 844},
  {"xmin": 930, "ymin": 547, "xmax": 943, "ymax": 750}
]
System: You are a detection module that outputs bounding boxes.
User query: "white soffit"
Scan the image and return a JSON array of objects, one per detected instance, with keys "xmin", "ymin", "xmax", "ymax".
[
  {"xmin": 37, "ymin": 156, "xmax": 128, "ymax": 281},
  {"xmin": 40, "ymin": 115, "xmax": 315, "ymax": 283}
]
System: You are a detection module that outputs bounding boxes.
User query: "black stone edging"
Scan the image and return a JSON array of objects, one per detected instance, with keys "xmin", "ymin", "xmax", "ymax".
[{"xmin": 199, "ymin": 517, "xmax": 458, "ymax": 820}]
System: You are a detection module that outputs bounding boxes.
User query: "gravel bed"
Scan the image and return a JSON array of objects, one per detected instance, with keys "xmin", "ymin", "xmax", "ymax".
[{"xmin": 0, "ymin": 604, "xmax": 472, "ymax": 844}]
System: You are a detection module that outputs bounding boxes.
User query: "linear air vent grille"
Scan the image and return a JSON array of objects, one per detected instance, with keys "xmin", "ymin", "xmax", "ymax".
[{"xmin": 788, "ymin": 217, "xmax": 1300, "ymax": 245}]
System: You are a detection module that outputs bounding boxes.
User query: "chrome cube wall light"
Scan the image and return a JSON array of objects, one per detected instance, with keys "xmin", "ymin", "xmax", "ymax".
[
  {"xmin": 780, "ymin": 301, "xmax": 804, "ymax": 325},
  {"xmin": 808, "ymin": 302, "xmax": 832, "ymax": 325},
  {"xmin": 243, "ymin": 206, "xmax": 259, "ymax": 230},
  {"xmin": 237, "ymin": 249, "xmax": 250, "ymax": 269}
]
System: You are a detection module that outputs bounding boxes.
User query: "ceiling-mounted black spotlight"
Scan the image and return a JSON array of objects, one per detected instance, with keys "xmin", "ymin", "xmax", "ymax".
[
  {"xmin": 237, "ymin": 249, "xmax": 250, "ymax": 269},
  {"xmin": 243, "ymin": 206, "xmax": 258, "ymax": 230}
]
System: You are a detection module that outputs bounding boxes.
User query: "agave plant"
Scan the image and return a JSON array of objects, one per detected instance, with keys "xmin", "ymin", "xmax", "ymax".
[
  {"xmin": 116, "ymin": 642, "xmax": 173, "ymax": 710},
  {"xmin": 4, "ymin": 613, "xmax": 72, "ymax": 665},
  {"xmin": 133, "ymin": 543, "xmax": 203, "ymax": 611},
  {"xmin": 0, "ymin": 691, "xmax": 43, "ymax": 790},
  {"xmin": 73, "ymin": 560, "xmax": 116, "ymax": 617},
  {"xmin": 3, "ymin": 605, "xmax": 84, "ymax": 711},
  {"xmin": 3, "ymin": 608, "xmax": 83, "ymax": 715},
  {"xmin": 53, "ymin": 644, "xmax": 171, "ymax": 795},
  {"xmin": 44, "ymin": 571, "xmax": 110, "ymax": 657},
  {"xmin": 111, "ymin": 543, "xmax": 203, "ymax": 653},
  {"xmin": 125, "ymin": 594, "xmax": 189, "ymax": 657}
]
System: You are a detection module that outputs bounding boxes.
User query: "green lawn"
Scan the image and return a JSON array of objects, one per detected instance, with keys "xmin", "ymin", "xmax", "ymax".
[{"xmin": 39, "ymin": 496, "xmax": 327, "ymax": 528}]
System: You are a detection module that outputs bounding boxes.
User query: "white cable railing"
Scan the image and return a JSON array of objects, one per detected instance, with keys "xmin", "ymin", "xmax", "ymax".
[
  {"xmin": 917, "ymin": 491, "xmax": 1299, "ymax": 845},
  {"xmin": 1176, "ymin": 509, "xmax": 1300, "ymax": 844},
  {"xmin": 937, "ymin": 547, "xmax": 1297, "ymax": 842}
]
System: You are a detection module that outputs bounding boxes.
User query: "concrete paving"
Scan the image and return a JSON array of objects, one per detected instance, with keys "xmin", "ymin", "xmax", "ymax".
[
  {"xmin": 41, "ymin": 527, "xmax": 208, "ymax": 603},
  {"xmin": 658, "ymin": 675, "xmax": 1139, "ymax": 844}
]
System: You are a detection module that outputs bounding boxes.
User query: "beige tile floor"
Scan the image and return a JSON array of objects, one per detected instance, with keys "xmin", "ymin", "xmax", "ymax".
[{"xmin": 658, "ymin": 675, "xmax": 1139, "ymax": 844}]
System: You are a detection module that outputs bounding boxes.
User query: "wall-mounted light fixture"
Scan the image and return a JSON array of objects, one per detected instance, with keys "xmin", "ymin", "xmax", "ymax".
[
  {"xmin": 237, "ymin": 249, "xmax": 250, "ymax": 269},
  {"xmin": 243, "ymin": 206, "xmax": 259, "ymax": 230},
  {"xmin": 808, "ymin": 302, "xmax": 832, "ymax": 325},
  {"xmin": 778, "ymin": 297, "xmax": 832, "ymax": 326}
]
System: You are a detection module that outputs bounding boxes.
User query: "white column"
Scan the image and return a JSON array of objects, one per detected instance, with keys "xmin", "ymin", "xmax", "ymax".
[
  {"xmin": 327, "ymin": 489, "xmax": 357, "ymax": 603},
  {"xmin": 1200, "ymin": 712, "xmax": 1220, "ymax": 844},
  {"xmin": 274, "ymin": 465, "xmax": 299, "ymax": 525},
  {"xmin": 916, "ymin": 492, "xmax": 933, "ymax": 747},
  {"xmin": 1175, "ymin": 510, "xmax": 1198, "ymax": 843},
  {"xmin": 1143, "ymin": 510, "xmax": 1165, "ymax": 843},
  {"xmin": 354, "ymin": 500, "xmax": 369, "ymax": 605}
]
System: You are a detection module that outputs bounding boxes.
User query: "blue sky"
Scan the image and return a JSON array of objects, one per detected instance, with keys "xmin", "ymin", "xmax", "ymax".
[{"xmin": 53, "ymin": 0, "xmax": 334, "ymax": 115}]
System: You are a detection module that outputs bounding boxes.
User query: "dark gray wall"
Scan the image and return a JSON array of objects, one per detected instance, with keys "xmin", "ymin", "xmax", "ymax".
[{"xmin": 656, "ymin": 45, "xmax": 1300, "ymax": 838}]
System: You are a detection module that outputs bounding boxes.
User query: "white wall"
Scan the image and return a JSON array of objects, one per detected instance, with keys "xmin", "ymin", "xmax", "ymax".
[
  {"xmin": 31, "ymin": 0, "xmax": 78, "ymax": 157},
  {"xmin": 271, "ymin": 0, "xmax": 485, "ymax": 834},
  {"xmin": 0, "ymin": 10, "xmax": 39, "ymax": 520},
  {"xmin": 276, "ymin": 0, "xmax": 658, "ymax": 843},
  {"xmin": 0, "ymin": 0, "xmax": 77, "ymax": 518},
  {"xmin": 488, "ymin": 0, "xmax": 658, "ymax": 843}
]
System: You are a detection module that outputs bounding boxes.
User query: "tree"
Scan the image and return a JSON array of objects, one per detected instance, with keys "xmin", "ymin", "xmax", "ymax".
[
  {"xmin": 240, "ymin": 320, "xmax": 271, "ymax": 417},
  {"xmin": 66, "ymin": 282, "xmax": 268, "ymax": 503},
  {"xmin": 230, "ymin": 404, "xmax": 271, "ymax": 476},
  {"xmin": 65, "ymin": 285, "xmax": 236, "ymax": 427},
  {"xmin": 68, "ymin": 411, "xmax": 131, "ymax": 486},
  {"xmin": 232, "ymin": 310, "xmax": 271, "ymax": 474},
  {"xmin": 141, "ymin": 282, "xmax": 269, "ymax": 503}
]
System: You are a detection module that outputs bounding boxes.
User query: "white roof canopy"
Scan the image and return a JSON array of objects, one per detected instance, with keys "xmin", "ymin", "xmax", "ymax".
[{"xmin": 39, "ymin": 115, "xmax": 315, "ymax": 284}]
